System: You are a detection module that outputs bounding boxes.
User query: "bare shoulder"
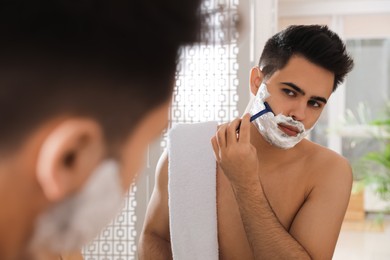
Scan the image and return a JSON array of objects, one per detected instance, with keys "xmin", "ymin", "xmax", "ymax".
[
  {"xmin": 140, "ymin": 149, "xmax": 171, "ymax": 240},
  {"xmin": 302, "ymin": 140, "xmax": 353, "ymax": 187},
  {"xmin": 155, "ymin": 149, "xmax": 169, "ymax": 188}
]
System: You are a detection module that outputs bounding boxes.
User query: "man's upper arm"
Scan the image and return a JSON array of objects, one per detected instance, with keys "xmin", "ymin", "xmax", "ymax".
[
  {"xmin": 141, "ymin": 150, "xmax": 170, "ymax": 241},
  {"xmin": 289, "ymin": 156, "xmax": 353, "ymax": 259}
]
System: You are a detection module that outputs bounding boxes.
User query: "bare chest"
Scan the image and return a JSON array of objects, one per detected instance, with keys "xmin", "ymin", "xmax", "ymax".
[{"xmin": 216, "ymin": 165, "xmax": 309, "ymax": 260}]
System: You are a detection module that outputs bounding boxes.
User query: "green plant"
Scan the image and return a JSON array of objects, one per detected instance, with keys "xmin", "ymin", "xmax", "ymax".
[{"xmin": 361, "ymin": 117, "xmax": 390, "ymax": 201}]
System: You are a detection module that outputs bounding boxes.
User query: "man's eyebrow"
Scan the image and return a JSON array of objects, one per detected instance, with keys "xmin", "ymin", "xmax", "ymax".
[
  {"xmin": 281, "ymin": 82, "xmax": 327, "ymax": 104},
  {"xmin": 312, "ymin": 96, "xmax": 327, "ymax": 104},
  {"xmin": 281, "ymin": 82, "xmax": 305, "ymax": 95}
]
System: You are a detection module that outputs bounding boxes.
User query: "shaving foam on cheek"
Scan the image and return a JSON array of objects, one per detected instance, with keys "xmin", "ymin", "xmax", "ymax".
[{"xmin": 249, "ymin": 83, "xmax": 311, "ymax": 149}]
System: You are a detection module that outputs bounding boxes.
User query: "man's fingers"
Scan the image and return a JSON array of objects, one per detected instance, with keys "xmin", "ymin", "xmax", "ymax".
[
  {"xmin": 211, "ymin": 136, "xmax": 221, "ymax": 161},
  {"xmin": 227, "ymin": 118, "xmax": 241, "ymax": 145},
  {"xmin": 216, "ymin": 124, "xmax": 227, "ymax": 148},
  {"xmin": 238, "ymin": 113, "xmax": 251, "ymax": 143}
]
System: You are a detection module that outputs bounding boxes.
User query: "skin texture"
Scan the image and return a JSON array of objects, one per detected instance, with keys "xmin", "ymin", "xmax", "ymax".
[
  {"xmin": 139, "ymin": 56, "xmax": 353, "ymax": 260},
  {"xmin": 59, "ymin": 252, "xmax": 84, "ymax": 260},
  {"xmin": 0, "ymin": 99, "xmax": 170, "ymax": 260}
]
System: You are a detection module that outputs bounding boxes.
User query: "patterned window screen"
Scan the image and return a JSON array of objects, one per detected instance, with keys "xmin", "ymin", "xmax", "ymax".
[
  {"xmin": 82, "ymin": 0, "xmax": 239, "ymax": 259},
  {"xmin": 172, "ymin": 2, "xmax": 240, "ymax": 124},
  {"xmin": 82, "ymin": 187, "xmax": 138, "ymax": 259}
]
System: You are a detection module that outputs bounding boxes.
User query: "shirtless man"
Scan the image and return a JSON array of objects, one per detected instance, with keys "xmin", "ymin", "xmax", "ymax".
[
  {"xmin": 139, "ymin": 25, "xmax": 354, "ymax": 259},
  {"xmin": 0, "ymin": 0, "xmax": 203, "ymax": 259}
]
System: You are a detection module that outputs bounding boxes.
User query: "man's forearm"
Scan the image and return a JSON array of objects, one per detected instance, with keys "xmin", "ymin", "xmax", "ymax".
[
  {"xmin": 138, "ymin": 233, "xmax": 173, "ymax": 260},
  {"xmin": 232, "ymin": 182, "xmax": 311, "ymax": 260}
]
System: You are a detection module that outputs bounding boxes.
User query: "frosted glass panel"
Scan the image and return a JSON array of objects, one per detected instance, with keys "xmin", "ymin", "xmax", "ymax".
[
  {"xmin": 346, "ymin": 39, "xmax": 389, "ymax": 118},
  {"xmin": 342, "ymin": 39, "xmax": 390, "ymax": 162}
]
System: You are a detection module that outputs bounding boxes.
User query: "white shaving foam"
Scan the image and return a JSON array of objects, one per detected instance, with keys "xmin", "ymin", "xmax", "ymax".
[{"xmin": 250, "ymin": 83, "xmax": 311, "ymax": 149}]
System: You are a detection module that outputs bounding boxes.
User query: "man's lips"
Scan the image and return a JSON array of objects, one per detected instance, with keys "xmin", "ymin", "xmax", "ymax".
[{"xmin": 278, "ymin": 123, "xmax": 301, "ymax": 137}]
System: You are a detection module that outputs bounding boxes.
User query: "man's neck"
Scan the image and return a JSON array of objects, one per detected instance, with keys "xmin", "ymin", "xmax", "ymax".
[
  {"xmin": 0, "ymin": 165, "xmax": 44, "ymax": 259},
  {"xmin": 0, "ymin": 180, "xmax": 25, "ymax": 258}
]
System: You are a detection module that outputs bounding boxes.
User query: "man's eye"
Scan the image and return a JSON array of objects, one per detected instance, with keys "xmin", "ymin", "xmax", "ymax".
[
  {"xmin": 308, "ymin": 100, "xmax": 322, "ymax": 108},
  {"xmin": 282, "ymin": 89, "xmax": 296, "ymax": 97}
]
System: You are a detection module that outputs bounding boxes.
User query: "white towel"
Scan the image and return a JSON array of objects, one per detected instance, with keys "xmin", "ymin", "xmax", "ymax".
[{"xmin": 168, "ymin": 121, "xmax": 219, "ymax": 260}]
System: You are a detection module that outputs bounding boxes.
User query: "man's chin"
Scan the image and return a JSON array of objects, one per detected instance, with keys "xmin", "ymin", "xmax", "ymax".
[{"xmin": 263, "ymin": 132, "xmax": 303, "ymax": 150}]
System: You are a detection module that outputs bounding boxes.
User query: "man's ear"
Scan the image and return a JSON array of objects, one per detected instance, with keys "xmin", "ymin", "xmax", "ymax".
[
  {"xmin": 249, "ymin": 66, "xmax": 264, "ymax": 96},
  {"xmin": 36, "ymin": 118, "xmax": 105, "ymax": 202}
]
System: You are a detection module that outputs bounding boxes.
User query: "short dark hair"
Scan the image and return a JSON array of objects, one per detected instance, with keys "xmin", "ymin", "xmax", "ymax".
[
  {"xmin": 0, "ymin": 0, "xmax": 204, "ymax": 151},
  {"xmin": 259, "ymin": 25, "xmax": 354, "ymax": 91}
]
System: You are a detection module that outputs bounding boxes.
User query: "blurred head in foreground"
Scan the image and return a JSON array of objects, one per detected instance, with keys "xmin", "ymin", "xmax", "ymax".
[{"xmin": 0, "ymin": 0, "xmax": 204, "ymax": 258}]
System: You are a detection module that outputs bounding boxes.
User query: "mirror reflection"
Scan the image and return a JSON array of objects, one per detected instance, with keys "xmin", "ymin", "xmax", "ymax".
[{"xmin": 80, "ymin": 1, "xmax": 390, "ymax": 259}]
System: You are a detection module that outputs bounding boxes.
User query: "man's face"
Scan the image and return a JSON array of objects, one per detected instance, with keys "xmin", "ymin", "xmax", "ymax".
[{"xmin": 264, "ymin": 55, "xmax": 334, "ymax": 133}]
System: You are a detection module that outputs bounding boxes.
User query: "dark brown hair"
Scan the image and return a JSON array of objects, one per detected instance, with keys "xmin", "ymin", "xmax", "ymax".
[
  {"xmin": 0, "ymin": 0, "xmax": 204, "ymax": 149},
  {"xmin": 259, "ymin": 25, "xmax": 354, "ymax": 91}
]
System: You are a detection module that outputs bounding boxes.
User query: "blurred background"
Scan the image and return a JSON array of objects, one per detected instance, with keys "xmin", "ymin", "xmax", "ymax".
[{"xmin": 82, "ymin": 0, "xmax": 390, "ymax": 259}]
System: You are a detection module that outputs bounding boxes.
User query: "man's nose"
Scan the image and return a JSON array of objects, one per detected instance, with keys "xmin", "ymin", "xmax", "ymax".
[{"xmin": 289, "ymin": 102, "xmax": 306, "ymax": 121}]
